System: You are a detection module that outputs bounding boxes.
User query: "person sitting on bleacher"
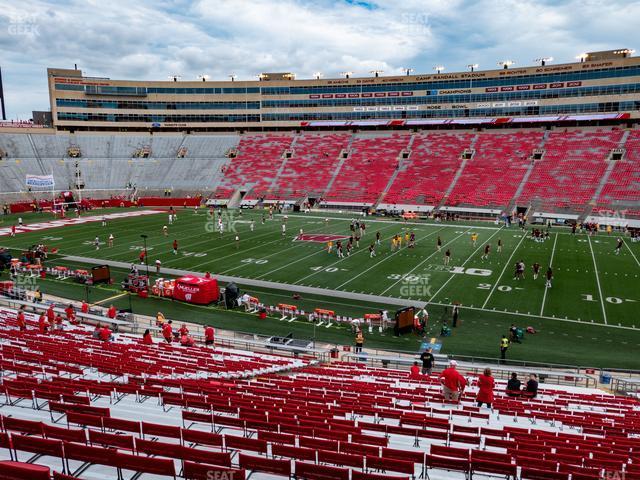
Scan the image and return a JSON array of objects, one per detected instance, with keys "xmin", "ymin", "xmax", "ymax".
[
  {"xmin": 142, "ymin": 329, "xmax": 153, "ymax": 345},
  {"xmin": 506, "ymin": 372, "xmax": 521, "ymax": 396},
  {"xmin": 180, "ymin": 333, "xmax": 195, "ymax": 347},
  {"xmin": 107, "ymin": 304, "xmax": 117, "ymax": 319},
  {"xmin": 54, "ymin": 313, "xmax": 64, "ymax": 330},
  {"xmin": 409, "ymin": 361, "xmax": 421, "ymax": 379},
  {"xmin": 525, "ymin": 374, "xmax": 539, "ymax": 398},
  {"xmin": 178, "ymin": 324, "xmax": 189, "ymax": 337},
  {"xmin": 204, "ymin": 325, "xmax": 215, "ymax": 346},
  {"xmin": 99, "ymin": 324, "xmax": 113, "ymax": 342}
]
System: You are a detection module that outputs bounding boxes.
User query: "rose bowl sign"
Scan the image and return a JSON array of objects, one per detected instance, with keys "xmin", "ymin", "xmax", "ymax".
[{"xmin": 172, "ymin": 275, "xmax": 219, "ymax": 305}]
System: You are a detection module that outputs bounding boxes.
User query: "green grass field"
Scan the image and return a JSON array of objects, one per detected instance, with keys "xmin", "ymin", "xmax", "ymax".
[{"xmin": 2, "ymin": 207, "xmax": 640, "ymax": 369}]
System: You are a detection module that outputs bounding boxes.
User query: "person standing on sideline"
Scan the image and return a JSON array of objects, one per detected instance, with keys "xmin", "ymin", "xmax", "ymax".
[
  {"xmin": 500, "ymin": 335, "xmax": 510, "ymax": 362},
  {"xmin": 444, "ymin": 248, "xmax": 451, "ymax": 265},
  {"xmin": 439, "ymin": 360, "xmax": 467, "ymax": 402},
  {"xmin": 354, "ymin": 329, "xmax": 364, "ymax": 353},
  {"xmin": 420, "ymin": 347, "xmax": 435, "ymax": 375},
  {"xmin": 452, "ymin": 305, "xmax": 460, "ymax": 328},
  {"xmin": 476, "ymin": 368, "xmax": 495, "ymax": 408},
  {"xmin": 108, "ymin": 233, "xmax": 114, "ymax": 247},
  {"xmin": 172, "ymin": 239, "xmax": 178, "ymax": 255},
  {"xmin": 545, "ymin": 266, "xmax": 553, "ymax": 288}
]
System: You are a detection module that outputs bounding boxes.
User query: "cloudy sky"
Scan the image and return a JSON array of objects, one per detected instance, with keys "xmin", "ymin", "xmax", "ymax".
[{"xmin": 0, "ymin": 0, "xmax": 638, "ymax": 120}]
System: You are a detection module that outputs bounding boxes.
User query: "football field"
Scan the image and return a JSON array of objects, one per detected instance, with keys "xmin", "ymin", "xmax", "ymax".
[{"xmin": 2, "ymin": 208, "xmax": 640, "ymax": 369}]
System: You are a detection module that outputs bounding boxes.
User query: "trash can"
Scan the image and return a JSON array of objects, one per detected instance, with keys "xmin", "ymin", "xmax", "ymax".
[
  {"xmin": 330, "ymin": 348, "xmax": 339, "ymax": 359},
  {"xmin": 600, "ymin": 373, "xmax": 611, "ymax": 385}
]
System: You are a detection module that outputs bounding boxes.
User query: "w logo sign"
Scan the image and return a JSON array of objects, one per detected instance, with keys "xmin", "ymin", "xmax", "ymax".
[{"xmin": 185, "ymin": 294, "xmax": 192, "ymax": 301}]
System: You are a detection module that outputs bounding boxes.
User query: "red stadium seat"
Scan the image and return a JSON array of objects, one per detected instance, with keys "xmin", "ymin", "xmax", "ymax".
[
  {"xmin": 295, "ymin": 460, "xmax": 350, "ymax": 480},
  {"xmin": 238, "ymin": 453, "xmax": 292, "ymax": 476},
  {"xmin": 0, "ymin": 460, "xmax": 50, "ymax": 480}
]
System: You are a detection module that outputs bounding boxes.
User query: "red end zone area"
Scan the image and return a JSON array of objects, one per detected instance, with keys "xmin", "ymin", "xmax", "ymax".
[{"xmin": 294, "ymin": 233, "xmax": 350, "ymax": 243}]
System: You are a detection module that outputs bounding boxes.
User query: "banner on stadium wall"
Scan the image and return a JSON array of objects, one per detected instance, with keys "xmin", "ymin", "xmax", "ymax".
[{"xmin": 26, "ymin": 174, "xmax": 55, "ymax": 188}]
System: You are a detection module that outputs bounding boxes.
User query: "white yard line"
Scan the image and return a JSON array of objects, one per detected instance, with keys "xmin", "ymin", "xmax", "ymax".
[
  {"xmin": 60, "ymin": 254, "xmax": 640, "ymax": 331},
  {"xmin": 376, "ymin": 228, "xmax": 472, "ymax": 295},
  {"xmin": 427, "ymin": 227, "xmax": 502, "ymax": 304},
  {"xmin": 482, "ymin": 232, "xmax": 528, "ymax": 309},
  {"xmin": 625, "ymin": 242, "xmax": 640, "ymax": 268},
  {"xmin": 291, "ymin": 224, "xmax": 420, "ymax": 285},
  {"xmin": 539, "ymin": 233, "xmax": 558, "ymax": 316},
  {"xmin": 588, "ymin": 235, "xmax": 608, "ymax": 325},
  {"xmin": 340, "ymin": 227, "xmax": 448, "ymax": 291}
]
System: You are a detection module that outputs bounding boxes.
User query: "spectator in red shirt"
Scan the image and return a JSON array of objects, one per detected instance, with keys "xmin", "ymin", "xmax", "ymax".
[
  {"xmin": 38, "ymin": 313, "xmax": 48, "ymax": 334},
  {"xmin": 99, "ymin": 325, "xmax": 112, "ymax": 341},
  {"xmin": 142, "ymin": 329, "xmax": 153, "ymax": 345},
  {"xmin": 178, "ymin": 324, "xmax": 189, "ymax": 337},
  {"xmin": 409, "ymin": 361, "xmax": 421, "ymax": 379},
  {"xmin": 204, "ymin": 326, "xmax": 215, "ymax": 346},
  {"xmin": 439, "ymin": 360, "xmax": 467, "ymax": 402},
  {"xmin": 107, "ymin": 305, "xmax": 117, "ymax": 319},
  {"xmin": 46, "ymin": 304, "xmax": 55, "ymax": 324},
  {"xmin": 162, "ymin": 320, "xmax": 173, "ymax": 343},
  {"xmin": 180, "ymin": 333, "xmax": 195, "ymax": 347},
  {"xmin": 81, "ymin": 301, "xmax": 89, "ymax": 314},
  {"xmin": 476, "ymin": 368, "xmax": 495, "ymax": 408},
  {"xmin": 16, "ymin": 307, "xmax": 26, "ymax": 331},
  {"xmin": 65, "ymin": 304, "xmax": 76, "ymax": 323}
]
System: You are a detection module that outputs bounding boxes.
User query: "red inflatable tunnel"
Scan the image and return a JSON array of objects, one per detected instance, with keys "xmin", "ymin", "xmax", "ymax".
[{"xmin": 172, "ymin": 275, "xmax": 219, "ymax": 305}]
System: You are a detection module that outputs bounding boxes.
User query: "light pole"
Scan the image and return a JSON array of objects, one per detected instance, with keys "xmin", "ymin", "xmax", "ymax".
[
  {"xmin": 535, "ymin": 57, "xmax": 553, "ymax": 66},
  {"xmin": 434, "ymin": 65, "xmax": 444, "ymax": 74},
  {"xmin": 498, "ymin": 60, "xmax": 514, "ymax": 69},
  {"xmin": 402, "ymin": 68, "xmax": 414, "ymax": 76},
  {"xmin": 467, "ymin": 63, "xmax": 478, "ymax": 72}
]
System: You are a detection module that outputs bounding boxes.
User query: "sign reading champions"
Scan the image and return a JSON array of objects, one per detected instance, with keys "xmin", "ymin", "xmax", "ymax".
[{"xmin": 26, "ymin": 174, "xmax": 55, "ymax": 188}]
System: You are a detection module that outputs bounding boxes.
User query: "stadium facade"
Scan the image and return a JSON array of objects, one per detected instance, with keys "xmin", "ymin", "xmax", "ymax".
[{"xmin": 48, "ymin": 49, "xmax": 638, "ymax": 132}]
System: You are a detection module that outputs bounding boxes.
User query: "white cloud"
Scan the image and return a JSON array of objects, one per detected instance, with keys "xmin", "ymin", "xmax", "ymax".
[{"xmin": 0, "ymin": 0, "xmax": 637, "ymax": 119}]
